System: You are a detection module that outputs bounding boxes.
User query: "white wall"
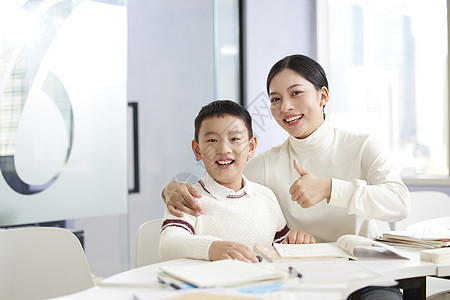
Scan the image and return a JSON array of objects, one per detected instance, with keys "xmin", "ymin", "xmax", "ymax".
[{"xmin": 244, "ymin": 0, "xmax": 317, "ymax": 155}]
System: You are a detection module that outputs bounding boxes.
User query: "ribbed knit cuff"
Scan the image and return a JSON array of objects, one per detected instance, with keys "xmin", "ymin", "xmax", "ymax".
[
  {"xmin": 329, "ymin": 178, "xmax": 354, "ymax": 208},
  {"xmin": 194, "ymin": 236, "xmax": 221, "ymax": 260}
]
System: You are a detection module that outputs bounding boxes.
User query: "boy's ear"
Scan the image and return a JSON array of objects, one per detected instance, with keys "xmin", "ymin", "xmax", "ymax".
[
  {"xmin": 192, "ymin": 140, "xmax": 202, "ymax": 161},
  {"xmin": 247, "ymin": 136, "xmax": 257, "ymax": 158}
]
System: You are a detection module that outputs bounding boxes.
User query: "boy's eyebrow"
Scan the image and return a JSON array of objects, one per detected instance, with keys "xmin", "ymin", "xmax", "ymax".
[
  {"xmin": 203, "ymin": 129, "xmax": 245, "ymax": 136},
  {"xmin": 228, "ymin": 130, "xmax": 245, "ymax": 135},
  {"xmin": 203, "ymin": 131, "xmax": 219, "ymax": 136}
]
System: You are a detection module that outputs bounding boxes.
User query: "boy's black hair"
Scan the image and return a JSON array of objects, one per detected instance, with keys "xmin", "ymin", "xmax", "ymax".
[{"xmin": 194, "ymin": 100, "xmax": 253, "ymax": 142}]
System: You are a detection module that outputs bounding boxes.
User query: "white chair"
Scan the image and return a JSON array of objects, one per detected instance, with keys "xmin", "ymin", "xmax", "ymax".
[
  {"xmin": 135, "ymin": 218, "xmax": 163, "ymax": 268},
  {"xmin": 0, "ymin": 227, "xmax": 94, "ymax": 300},
  {"xmin": 395, "ymin": 191, "xmax": 450, "ymax": 231}
]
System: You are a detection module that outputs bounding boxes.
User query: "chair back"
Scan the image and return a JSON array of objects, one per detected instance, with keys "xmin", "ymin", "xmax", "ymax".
[
  {"xmin": 395, "ymin": 191, "xmax": 450, "ymax": 230},
  {"xmin": 135, "ymin": 218, "xmax": 163, "ymax": 267},
  {"xmin": 0, "ymin": 227, "xmax": 94, "ymax": 300}
]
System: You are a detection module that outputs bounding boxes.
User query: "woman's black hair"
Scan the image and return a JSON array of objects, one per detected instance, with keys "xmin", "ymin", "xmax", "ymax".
[{"xmin": 266, "ymin": 54, "xmax": 329, "ymax": 118}]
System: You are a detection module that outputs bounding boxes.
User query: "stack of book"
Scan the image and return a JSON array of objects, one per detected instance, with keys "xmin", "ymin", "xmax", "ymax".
[{"xmin": 378, "ymin": 230, "xmax": 450, "ymax": 249}]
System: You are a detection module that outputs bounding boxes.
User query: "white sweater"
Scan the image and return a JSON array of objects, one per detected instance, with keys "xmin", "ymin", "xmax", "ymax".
[
  {"xmin": 244, "ymin": 121, "xmax": 410, "ymax": 242},
  {"xmin": 159, "ymin": 174, "xmax": 289, "ymax": 261}
]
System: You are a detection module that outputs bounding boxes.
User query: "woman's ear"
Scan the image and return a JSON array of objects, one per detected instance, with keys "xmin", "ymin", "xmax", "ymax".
[
  {"xmin": 319, "ymin": 86, "xmax": 329, "ymax": 106},
  {"xmin": 191, "ymin": 140, "xmax": 202, "ymax": 161},
  {"xmin": 247, "ymin": 136, "xmax": 257, "ymax": 158}
]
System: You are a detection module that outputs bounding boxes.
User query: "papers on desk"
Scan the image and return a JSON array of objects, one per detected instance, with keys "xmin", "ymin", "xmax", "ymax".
[
  {"xmin": 380, "ymin": 230, "xmax": 450, "ymax": 249},
  {"xmin": 159, "ymin": 259, "xmax": 288, "ymax": 288}
]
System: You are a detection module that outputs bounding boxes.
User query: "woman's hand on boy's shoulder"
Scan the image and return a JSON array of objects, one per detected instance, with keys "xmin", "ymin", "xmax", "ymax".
[
  {"xmin": 282, "ymin": 229, "xmax": 315, "ymax": 244},
  {"xmin": 209, "ymin": 241, "xmax": 259, "ymax": 263},
  {"xmin": 163, "ymin": 181, "xmax": 204, "ymax": 217}
]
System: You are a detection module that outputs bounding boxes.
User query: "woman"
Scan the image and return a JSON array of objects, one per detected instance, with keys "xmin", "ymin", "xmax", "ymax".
[{"xmin": 163, "ymin": 54, "xmax": 409, "ymax": 243}]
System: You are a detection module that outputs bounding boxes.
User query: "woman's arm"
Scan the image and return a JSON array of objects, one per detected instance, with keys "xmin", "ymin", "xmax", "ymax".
[
  {"xmin": 161, "ymin": 181, "xmax": 204, "ymax": 217},
  {"xmin": 329, "ymin": 137, "xmax": 410, "ymax": 221}
]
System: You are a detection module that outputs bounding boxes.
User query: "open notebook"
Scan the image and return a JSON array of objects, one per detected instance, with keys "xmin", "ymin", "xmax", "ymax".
[
  {"xmin": 159, "ymin": 259, "xmax": 288, "ymax": 288},
  {"xmin": 254, "ymin": 234, "xmax": 410, "ymax": 262}
]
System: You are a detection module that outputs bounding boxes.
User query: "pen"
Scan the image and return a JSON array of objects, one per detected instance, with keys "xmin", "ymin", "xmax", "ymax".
[
  {"xmin": 288, "ymin": 266, "xmax": 303, "ymax": 279},
  {"xmin": 157, "ymin": 275, "xmax": 181, "ymax": 290}
]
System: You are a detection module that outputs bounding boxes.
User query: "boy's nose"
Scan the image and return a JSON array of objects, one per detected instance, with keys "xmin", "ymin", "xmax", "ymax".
[{"xmin": 217, "ymin": 140, "xmax": 232, "ymax": 154}]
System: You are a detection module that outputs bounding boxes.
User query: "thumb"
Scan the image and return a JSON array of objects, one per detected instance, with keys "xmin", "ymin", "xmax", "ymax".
[{"xmin": 293, "ymin": 159, "xmax": 308, "ymax": 176}]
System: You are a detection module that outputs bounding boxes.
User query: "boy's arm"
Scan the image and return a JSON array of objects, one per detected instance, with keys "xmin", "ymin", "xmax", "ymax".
[
  {"xmin": 269, "ymin": 189, "xmax": 315, "ymax": 244},
  {"xmin": 159, "ymin": 210, "xmax": 218, "ymax": 261},
  {"xmin": 160, "ymin": 210, "xmax": 260, "ymax": 262}
]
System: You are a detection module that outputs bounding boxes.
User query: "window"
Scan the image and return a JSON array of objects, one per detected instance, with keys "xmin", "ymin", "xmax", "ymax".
[{"xmin": 319, "ymin": 0, "xmax": 448, "ymax": 183}]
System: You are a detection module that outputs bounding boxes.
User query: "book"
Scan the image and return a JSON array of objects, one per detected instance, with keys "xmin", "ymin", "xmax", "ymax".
[
  {"xmin": 381, "ymin": 230, "xmax": 450, "ymax": 249},
  {"xmin": 420, "ymin": 248, "xmax": 450, "ymax": 264},
  {"xmin": 158, "ymin": 259, "xmax": 288, "ymax": 288},
  {"xmin": 254, "ymin": 234, "xmax": 409, "ymax": 262}
]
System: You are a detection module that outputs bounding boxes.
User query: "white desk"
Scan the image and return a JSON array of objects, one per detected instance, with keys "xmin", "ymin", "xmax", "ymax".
[
  {"xmin": 437, "ymin": 263, "xmax": 450, "ymax": 277},
  {"xmin": 48, "ymin": 248, "xmax": 440, "ymax": 300}
]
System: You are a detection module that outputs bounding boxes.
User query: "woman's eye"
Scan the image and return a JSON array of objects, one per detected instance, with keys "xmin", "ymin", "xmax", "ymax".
[
  {"xmin": 270, "ymin": 97, "xmax": 280, "ymax": 103},
  {"xmin": 292, "ymin": 91, "xmax": 303, "ymax": 96}
]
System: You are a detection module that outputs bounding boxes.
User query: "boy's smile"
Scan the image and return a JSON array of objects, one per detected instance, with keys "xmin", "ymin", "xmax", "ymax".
[{"xmin": 192, "ymin": 114, "xmax": 256, "ymax": 191}]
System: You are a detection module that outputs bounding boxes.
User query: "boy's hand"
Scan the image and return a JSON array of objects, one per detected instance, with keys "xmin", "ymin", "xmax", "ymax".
[
  {"xmin": 282, "ymin": 229, "xmax": 315, "ymax": 244},
  {"xmin": 162, "ymin": 181, "xmax": 204, "ymax": 217},
  {"xmin": 209, "ymin": 241, "xmax": 259, "ymax": 263}
]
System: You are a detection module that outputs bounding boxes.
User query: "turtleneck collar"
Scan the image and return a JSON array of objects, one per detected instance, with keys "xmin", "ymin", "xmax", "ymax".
[{"xmin": 288, "ymin": 120, "xmax": 334, "ymax": 158}]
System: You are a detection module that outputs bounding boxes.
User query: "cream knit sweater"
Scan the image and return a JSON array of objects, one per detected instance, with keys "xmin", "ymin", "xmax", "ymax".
[
  {"xmin": 159, "ymin": 174, "xmax": 288, "ymax": 261},
  {"xmin": 244, "ymin": 121, "xmax": 410, "ymax": 242}
]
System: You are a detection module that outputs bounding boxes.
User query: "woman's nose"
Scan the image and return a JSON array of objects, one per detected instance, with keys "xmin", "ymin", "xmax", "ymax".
[{"xmin": 280, "ymin": 98, "xmax": 294, "ymax": 112}]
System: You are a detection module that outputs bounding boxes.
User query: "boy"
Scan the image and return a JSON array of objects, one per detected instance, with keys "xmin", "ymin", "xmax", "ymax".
[{"xmin": 159, "ymin": 100, "xmax": 314, "ymax": 262}]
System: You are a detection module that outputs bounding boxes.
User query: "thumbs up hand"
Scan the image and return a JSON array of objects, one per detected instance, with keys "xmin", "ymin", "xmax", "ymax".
[{"xmin": 289, "ymin": 159, "xmax": 332, "ymax": 208}]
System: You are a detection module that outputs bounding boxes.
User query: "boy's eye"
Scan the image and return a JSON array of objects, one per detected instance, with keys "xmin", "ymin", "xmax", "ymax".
[
  {"xmin": 230, "ymin": 137, "xmax": 240, "ymax": 142},
  {"xmin": 206, "ymin": 139, "xmax": 217, "ymax": 142}
]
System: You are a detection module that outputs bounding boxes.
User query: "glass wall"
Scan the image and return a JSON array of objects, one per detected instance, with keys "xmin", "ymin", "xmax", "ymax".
[{"xmin": 0, "ymin": 0, "xmax": 127, "ymax": 225}]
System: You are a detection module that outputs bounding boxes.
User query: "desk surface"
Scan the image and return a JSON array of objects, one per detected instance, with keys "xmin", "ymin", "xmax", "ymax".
[{"xmin": 49, "ymin": 248, "xmax": 444, "ymax": 300}]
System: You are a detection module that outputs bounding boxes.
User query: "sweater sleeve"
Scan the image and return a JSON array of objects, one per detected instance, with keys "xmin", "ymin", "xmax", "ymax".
[
  {"xmin": 159, "ymin": 209, "xmax": 221, "ymax": 261},
  {"xmin": 329, "ymin": 136, "xmax": 410, "ymax": 222},
  {"xmin": 268, "ymin": 188, "xmax": 290, "ymax": 243}
]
